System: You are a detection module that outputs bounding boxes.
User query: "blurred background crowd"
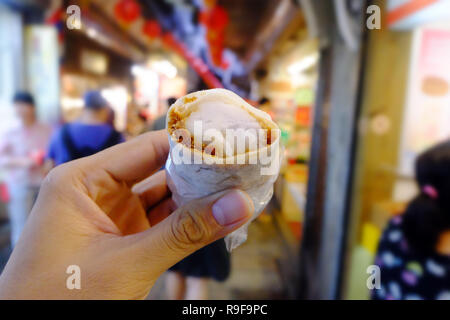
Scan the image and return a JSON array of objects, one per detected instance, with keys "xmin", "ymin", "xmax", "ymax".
[{"xmin": 0, "ymin": 0, "xmax": 449, "ymax": 300}]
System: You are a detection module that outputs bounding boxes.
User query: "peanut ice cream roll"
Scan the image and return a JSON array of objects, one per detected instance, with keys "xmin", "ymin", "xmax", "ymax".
[{"xmin": 165, "ymin": 88, "xmax": 281, "ymax": 250}]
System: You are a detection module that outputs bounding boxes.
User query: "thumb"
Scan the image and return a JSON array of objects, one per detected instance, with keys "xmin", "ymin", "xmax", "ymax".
[{"xmin": 128, "ymin": 189, "xmax": 253, "ymax": 277}]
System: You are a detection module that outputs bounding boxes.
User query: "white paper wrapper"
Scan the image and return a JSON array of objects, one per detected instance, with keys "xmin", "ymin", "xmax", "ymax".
[{"xmin": 165, "ymin": 88, "xmax": 281, "ymax": 251}]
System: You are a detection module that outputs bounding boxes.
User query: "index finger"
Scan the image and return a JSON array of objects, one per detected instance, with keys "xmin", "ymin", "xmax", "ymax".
[{"xmin": 89, "ymin": 130, "xmax": 169, "ymax": 184}]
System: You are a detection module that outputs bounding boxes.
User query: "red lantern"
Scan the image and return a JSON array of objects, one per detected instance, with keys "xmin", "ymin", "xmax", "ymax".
[
  {"xmin": 142, "ymin": 20, "xmax": 162, "ymax": 39},
  {"xmin": 114, "ymin": 0, "xmax": 141, "ymax": 24},
  {"xmin": 210, "ymin": 45, "xmax": 223, "ymax": 66},
  {"xmin": 207, "ymin": 6, "xmax": 228, "ymax": 31},
  {"xmin": 201, "ymin": 5, "xmax": 228, "ymax": 67},
  {"xmin": 199, "ymin": 10, "xmax": 208, "ymax": 25},
  {"xmin": 207, "ymin": 30, "xmax": 225, "ymax": 47}
]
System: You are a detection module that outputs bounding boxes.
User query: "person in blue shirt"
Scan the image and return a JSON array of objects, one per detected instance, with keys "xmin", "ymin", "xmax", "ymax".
[{"xmin": 47, "ymin": 90, "xmax": 124, "ymax": 166}]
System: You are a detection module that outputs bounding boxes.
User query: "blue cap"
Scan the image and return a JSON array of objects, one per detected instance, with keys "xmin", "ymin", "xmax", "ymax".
[
  {"xmin": 13, "ymin": 91, "xmax": 35, "ymax": 106},
  {"xmin": 83, "ymin": 90, "xmax": 108, "ymax": 110}
]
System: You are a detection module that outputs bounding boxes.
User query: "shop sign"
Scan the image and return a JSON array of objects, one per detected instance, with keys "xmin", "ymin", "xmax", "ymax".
[
  {"xmin": 388, "ymin": 0, "xmax": 450, "ymax": 30},
  {"xmin": 399, "ymin": 24, "xmax": 450, "ymax": 175}
]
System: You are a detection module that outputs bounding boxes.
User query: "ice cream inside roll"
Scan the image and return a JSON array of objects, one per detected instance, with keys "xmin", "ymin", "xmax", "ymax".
[
  {"xmin": 165, "ymin": 89, "xmax": 281, "ymax": 250},
  {"xmin": 185, "ymin": 100, "xmax": 262, "ymax": 136},
  {"xmin": 168, "ymin": 90, "xmax": 275, "ymax": 157}
]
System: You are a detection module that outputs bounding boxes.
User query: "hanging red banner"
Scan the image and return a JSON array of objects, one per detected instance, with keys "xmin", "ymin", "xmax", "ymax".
[{"xmin": 162, "ymin": 33, "xmax": 223, "ymax": 88}]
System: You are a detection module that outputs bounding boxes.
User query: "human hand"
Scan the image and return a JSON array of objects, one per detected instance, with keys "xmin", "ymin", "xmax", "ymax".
[{"xmin": 0, "ymin": 131, "xmax": 254, "ymax": 299}]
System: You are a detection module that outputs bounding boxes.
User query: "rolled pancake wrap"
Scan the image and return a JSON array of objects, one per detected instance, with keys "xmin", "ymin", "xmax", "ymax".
[{"xmin": 165, "ymin": 88, "xmax": 281, "ymax": 251}]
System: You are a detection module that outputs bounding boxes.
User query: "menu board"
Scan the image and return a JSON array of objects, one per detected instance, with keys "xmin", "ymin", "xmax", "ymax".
[{"xmin": 399, "ymin": 24, "xmax": 450, "ymax": 175}]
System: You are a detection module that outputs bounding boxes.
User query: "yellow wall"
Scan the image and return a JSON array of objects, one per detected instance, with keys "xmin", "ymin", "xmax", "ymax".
[{"xmin": 342, "ymin": 0, "xmax": 413, "ymax": 299}]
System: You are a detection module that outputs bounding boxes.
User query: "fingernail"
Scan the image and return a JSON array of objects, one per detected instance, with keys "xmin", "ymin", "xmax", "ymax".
[{"xmin": 212, "ymin": 190, "xmax": 253, "ymax": 226}]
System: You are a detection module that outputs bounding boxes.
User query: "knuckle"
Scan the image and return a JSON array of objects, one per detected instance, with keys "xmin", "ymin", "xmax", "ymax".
[
  {"xmin": 42, "ymin": 165, "xmax": 66, "ymax": 190},
  {"xmin": 170, "ymin": 209, "xmax": 211, "ymax": 249},
  {"xmin": 41, "ymin": 162, "xmax": 80, "ymax": 194}
]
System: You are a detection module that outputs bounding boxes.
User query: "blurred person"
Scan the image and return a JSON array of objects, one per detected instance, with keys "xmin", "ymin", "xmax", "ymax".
[
  {"xmin": 0, "ymin": 92, "xmax": 52, "ymax": 246},
  {"xmin": 106, "ymin": 106, "xmax": 116, "ymax": 128},
  {"xmin": 372, "ymin": 140, "xmax": 450, "ymax": 300},
  {"xmin": 166, "ymin": 238, "xmax": 230, "ymax": 300},
  {"xmin": 0, "ymin": 131, "xmax": 253, "ymax": 299},
  {"xmin": 126, "ymin": 108, "xmax": 148, "ymax": 138},
  {"xmin": 47, "ymin": 90, "xmax": 124, "ymax": 167},
  {"xmin": 151, "ymin": 97, "xmax": 177, "ymax": 131}
]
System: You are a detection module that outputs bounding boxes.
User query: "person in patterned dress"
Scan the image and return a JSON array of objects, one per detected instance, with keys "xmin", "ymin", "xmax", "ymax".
[{"xmin": 372, "ymin": 140, "xmax": 450, "ymax": 300}]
